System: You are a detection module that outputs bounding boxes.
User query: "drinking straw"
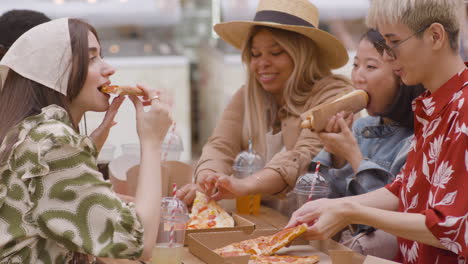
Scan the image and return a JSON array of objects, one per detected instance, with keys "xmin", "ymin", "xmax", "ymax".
[
  {"xmin": 162, "ymin": 122, "xmax": 177, "ymax": 161},
  {"xmin": 169, "ymin": 183, "xmax": 177, "ymax": 247},
  {"xmin": 308, "ymin": 162, "xmax": 320, "ymax": 201}
]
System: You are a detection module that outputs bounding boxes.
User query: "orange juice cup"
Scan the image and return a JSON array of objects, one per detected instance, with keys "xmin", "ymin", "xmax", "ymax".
[{"xmin": 236, "ymin": 194, "xmax": 261, "ymax": 215}]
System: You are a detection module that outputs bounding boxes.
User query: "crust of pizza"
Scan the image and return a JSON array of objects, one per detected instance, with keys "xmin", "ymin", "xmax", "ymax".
[
  {"xmin": 187, "ymin": 191, "xmax": 234, "ymax": 229},
  {"xmin": 249, "ymin": 255, "xmax": 320, "ymax": 264},
  {"xmin": 214, "ymin": 223, "xmax": 308, "ymax": 257}
]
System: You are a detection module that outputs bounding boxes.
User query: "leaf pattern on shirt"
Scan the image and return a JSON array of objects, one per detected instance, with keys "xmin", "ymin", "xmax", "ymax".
[
  {"xmin": 434, "ymin": 191, "xmax": 458, "ymax": 207},
  {"xmin": 400, "ymin": 241, "xmax": 419, "ymax": 263},
  {"xmin": 450, "ymin": 91, "xmax": 463, "ymax": 104},
  {"xmin": 406, "ymin": 169, "xmax": 417, "ymax": 192},
  {"xmin": 422, "ymin": 153, "xmax": 431, "ymax": 183},
  {"xmin": 432, "ymin": 161, "xmax": 454, "ymax": 189},
  {"xmin": 422, "ymin": 97, "xmax": 436, "ymax": 116},
  {"xmin": 428, "ymin": 136, "xmax": 443, "ymax": 164},
  {"xmin": 432, "ymin": 161, "xmax": 453, "ymax": 189},
  {"xmin": 458, "ymin": 98, "xmax": 465, "ymax": 109},
  {"xmin": 455, "ymin": 122, "xmax": 468, "ymax": 140},
  {"xmin": 441, "ymin": 238, "xmax": 462, "ymax": 254}
]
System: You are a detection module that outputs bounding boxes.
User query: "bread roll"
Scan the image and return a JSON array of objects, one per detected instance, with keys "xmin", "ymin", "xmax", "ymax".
[{"xmin": 301, "ymin": 90, "xmax": 369, "ymax": 131}]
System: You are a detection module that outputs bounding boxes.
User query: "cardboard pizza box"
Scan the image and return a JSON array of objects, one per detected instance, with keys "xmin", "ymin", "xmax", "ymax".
[
  {"xmin": 109, "ymin": 160, "xmax": 193, "ymax": 197},
  {"xmin": 184, "ymin": 213, "xmax": 256, "ymax": 246},
  {"xmin": 187, "ymin": 229, "xmax": 396, "ymax": 264}
]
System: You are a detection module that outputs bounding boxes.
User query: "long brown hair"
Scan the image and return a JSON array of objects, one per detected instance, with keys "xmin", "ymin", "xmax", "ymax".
[
  {"xmin": 0, "ymin": 19, "xmax": 99, "ymax": 152},
  {"xmin": 241, "ymin": 26, "xmax": 350, "ymax": 157}
]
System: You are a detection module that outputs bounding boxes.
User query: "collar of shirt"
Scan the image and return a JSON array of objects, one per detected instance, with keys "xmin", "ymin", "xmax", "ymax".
[
  {"xmin": 413, "ymin": 62, "xmax": 468, "ymax": 119},
  {"xmin": 359, "ymin": 117, "xmax": 400, "ymax": 138}
]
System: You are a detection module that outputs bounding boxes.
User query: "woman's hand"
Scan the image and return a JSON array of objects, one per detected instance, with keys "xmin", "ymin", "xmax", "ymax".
[
  {"xmin": 286, "ymin": 198, "xmax": 355, "ymax": 240},
  {"xmin": 90, "ymin": 95, "xmax": 125, "ymax": 152},
  {"xmin": 199, "ymin": 173, "xmax": 250, "ymax": 201},
  {"xmin": 176, "ymin": 183, "xmax": 201, "ymax": 206},
  {"xmin": 129, "ymin": 84, "xmax": 172, "ymax": 146},
  {"xmin": 318, "ymin": 112, "xmax": 363, "ymax": 171}
]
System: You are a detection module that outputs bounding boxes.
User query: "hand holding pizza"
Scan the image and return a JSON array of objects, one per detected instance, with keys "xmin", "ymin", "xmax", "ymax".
[
  {"xmin": 176, "ymin": 183, "xmax": 201, "ymax": 206},
  {"xmin": 286, "ymin": 198, "xmax": 356, "ymax": 241},
  {"xmin": 200, "ymin": 173, "xmax": 250, "ymax": 201},
  {"xmin": 129, "ymin": 84, "xmax": 172, "ymax": 146}
]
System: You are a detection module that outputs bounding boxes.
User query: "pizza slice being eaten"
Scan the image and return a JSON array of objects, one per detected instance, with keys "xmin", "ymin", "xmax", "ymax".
[
  {"xmin": 187, "ymin": 191, "xmax": 234, "ymax": 229},
  {"xmin": 99, "ymin": 85, "xmax": 144, "ymax": 96},
  {"xmin": 249, "ymin": 255, "xmax": 320, "ymax": 264},
  {"xmin": 214, "ymin": 223, "xmax": 308, "ymax": 257}
]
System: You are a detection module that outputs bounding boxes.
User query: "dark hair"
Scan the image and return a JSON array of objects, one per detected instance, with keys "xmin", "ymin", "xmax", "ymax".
[
  {"xmin": 0, "ymin": 19, "xmax": 99, "ymax": 143},
  {"xmin": 360, "ymin": 29, "xmax": 425, "ymax": 129},
  {"xmin": 0, "ymin": 9, "xmax": 51, "ymax": 60}
]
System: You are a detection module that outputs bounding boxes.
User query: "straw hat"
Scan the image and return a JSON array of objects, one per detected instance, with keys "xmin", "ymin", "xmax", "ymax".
[{"xmin": 214, "ymin": 0, "xmax": 348, "ymax": 69}]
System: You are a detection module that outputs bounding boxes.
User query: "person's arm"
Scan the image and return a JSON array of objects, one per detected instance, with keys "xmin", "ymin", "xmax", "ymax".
[
  {"xmin": 89, "ymin": 96, "xmax": 125, "ymax": 152},
  {"xmin": 129, "ymin": 85, "xmax": 172, "ymax": 260},
  {"xmin": 347, "ymin": 134, "xmax": 412, "ymax": 195},
  {"xmin": 194, "ymin": 87, "xmax": 246, "ymax": 182},
  {"xmin": 287, "ymin": 187, "xmax": 445, "ymax": 249},
  {"xmin": 349, "ymin": 202, "xmax": 445, "ymax": 249}
]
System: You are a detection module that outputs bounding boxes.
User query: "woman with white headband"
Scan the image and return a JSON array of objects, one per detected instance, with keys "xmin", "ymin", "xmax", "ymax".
[{"xmin": 0, "ymin": 18, "xmax": 171, "ymax": 263}]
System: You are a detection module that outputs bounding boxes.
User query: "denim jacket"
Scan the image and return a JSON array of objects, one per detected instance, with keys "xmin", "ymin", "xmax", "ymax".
[{"xmin": 313, "ymin": 116, "xmax": 413, "ymax": 198}]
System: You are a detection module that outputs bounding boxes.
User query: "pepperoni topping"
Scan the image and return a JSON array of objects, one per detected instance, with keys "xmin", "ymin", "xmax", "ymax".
[
  {"xmin": 207, "ymin": 220, "xmax": 217, "ymax": 227},
  {"xmin": 198, "ymin": 206, "xmax": 208, "ymax": 213},
  {"xmin": 208, "ymin": 214, "xmax": 216, "ymax": 220}
]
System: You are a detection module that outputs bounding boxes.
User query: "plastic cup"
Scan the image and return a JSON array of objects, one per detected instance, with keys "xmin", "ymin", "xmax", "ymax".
[
  {"xmin": 152, "ymin": 197, "xmax": 189, "ymax": 264},
  {"xmin": 294, "ymin": 171, "xmax": 330, "ymax": 210},
  {"xmin": 294, "ymin": 185, "xmax": 330, "ymax": 209},
  {"xmin": 161, "ymin": 129, "xmax": 184, "ymax": 161},
  {"xmin": 232, "ymin": 144, "xmax": 264, "ymax": 215},
  {"xmin": 236, "ymin": 194, "xmax": 261, "ymax": 215}
]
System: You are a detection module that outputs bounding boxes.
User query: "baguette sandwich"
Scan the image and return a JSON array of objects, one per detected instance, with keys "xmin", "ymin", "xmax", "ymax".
[{"xmin": 301, "ymin": 90, "xmax": 369, "ymax": 131}]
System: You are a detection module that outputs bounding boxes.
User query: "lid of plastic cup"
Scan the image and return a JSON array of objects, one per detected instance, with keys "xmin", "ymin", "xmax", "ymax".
[
  {"xmin": 294, "ymin": 172, "xmax": 329, "ymax": 194},
  {"xmin": 161, "ymin": 197, "xmax": 190, "ymax": 223},
  {"xmin": 162, "ymin": 130, "xmax": 184, "ymax": 152},
  {"xmin": 232, "ymin": 139, "xmax": 264, "ymax": 174}
]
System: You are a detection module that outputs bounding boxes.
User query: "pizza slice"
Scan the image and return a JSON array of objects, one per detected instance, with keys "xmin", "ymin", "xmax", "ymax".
[
  {"xmin": 249, "ymin": 255, "xmax": 320, "ymax": 264},
  {"xmin": 187, "ymin": 191, "xmax": 234, "ymax": 229},
  {"xmin": 214, "ymin": 223, "xmax": 308, "ymax": 257},
  {"xmin": 99, "ymin": 85, "xmax": 144, "ymax": 96}
]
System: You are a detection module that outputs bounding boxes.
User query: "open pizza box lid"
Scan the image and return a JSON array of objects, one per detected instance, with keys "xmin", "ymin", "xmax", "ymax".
[
  {"xmin": 109, "ymin": 160, "xmax": 193, "ymax": 197},
  {"xmin": 184, "ymin": 213, "xmax": 256, "ymax": 246},
  {"xmin": 187, "ymin": 229, "xmax": 396, "ymax": 264}
]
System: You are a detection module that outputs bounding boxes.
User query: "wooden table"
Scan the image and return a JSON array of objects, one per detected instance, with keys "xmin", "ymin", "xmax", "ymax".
[{"xmin": 98, "ymin": 205, "xmax": 289, "ymax": 264}]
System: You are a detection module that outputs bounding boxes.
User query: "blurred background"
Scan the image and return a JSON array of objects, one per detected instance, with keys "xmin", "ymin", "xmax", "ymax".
[{"xmin": 1, "ymin": 0, "xmax": 467, "ymax": 163}]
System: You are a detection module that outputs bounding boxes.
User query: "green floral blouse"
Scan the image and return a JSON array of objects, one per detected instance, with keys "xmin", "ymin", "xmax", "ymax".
[{"xmin": 0, "ymin": 105, "xmax": 144, "ymax": 263}]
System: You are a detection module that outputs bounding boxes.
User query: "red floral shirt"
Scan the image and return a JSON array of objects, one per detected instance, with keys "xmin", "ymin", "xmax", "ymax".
[{"xmin": 386, "ymin": 64, "xmax": 468, "ymax": 264}]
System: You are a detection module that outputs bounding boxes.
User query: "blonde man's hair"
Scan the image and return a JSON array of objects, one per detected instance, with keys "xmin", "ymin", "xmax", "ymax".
[
  {"xmin": 240, "ymin": 26, "xmax": 348, "ymax": 157},
  {"xmin": 366, "ymin": 0, "xmax": 466, "ymax": 52}
]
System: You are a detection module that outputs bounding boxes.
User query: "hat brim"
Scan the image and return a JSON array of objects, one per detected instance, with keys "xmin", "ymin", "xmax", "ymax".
[{"xmin": 214, "ymin": 21, "xmax": 348, "ymax": 69}]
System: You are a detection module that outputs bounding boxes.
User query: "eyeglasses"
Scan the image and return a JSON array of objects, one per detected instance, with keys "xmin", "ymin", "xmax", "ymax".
[{"xmin": 380, "ymin": 25, "xmax": 429, "ymax": 60}]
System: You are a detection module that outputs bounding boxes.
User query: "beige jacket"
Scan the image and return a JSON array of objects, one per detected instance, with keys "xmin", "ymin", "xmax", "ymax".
[{"xmin": 195, "ymin": 76, "xmax": 353, "ymax": 192}]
